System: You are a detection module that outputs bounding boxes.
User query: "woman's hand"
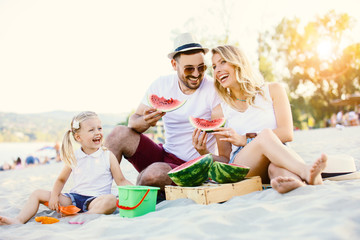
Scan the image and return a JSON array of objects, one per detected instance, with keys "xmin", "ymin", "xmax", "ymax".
[
  {"xmin": 192, "ymin": 128, "xmax": 209, "ymax": 155},
  {"xmin": 212, "ymin": 127, "xmax": 246, "ymax": 146}
]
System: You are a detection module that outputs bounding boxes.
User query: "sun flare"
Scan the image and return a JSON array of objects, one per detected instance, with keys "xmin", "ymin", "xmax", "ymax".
[{"xmin": 316, "ymin": 38, "xmax": 334, "ymax": 60}]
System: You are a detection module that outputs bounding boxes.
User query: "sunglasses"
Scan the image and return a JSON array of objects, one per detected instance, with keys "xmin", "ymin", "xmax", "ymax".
[{"xmin": 183, "ymin": 65, "xmax": 207, "ymax": 75}]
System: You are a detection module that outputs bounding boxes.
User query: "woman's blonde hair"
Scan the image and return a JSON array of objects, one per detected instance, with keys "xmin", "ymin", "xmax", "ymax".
[
  {"xmin": 61, "ymin": 111, "xmax": 99, "ymax": 167},
  {"xmin": 211, "ymin": 45, "xmax": 265, "ymax": 108}
]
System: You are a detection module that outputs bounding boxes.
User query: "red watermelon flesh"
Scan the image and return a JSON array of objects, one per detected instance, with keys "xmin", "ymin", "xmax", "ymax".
[
  {"xmin": 148, "ymin": 94, "xmax": 186, "ymax": 112},
  {"xmin": 189, "ymin": 116, "xmax": 226, "ymax": 132},
  {"xmin": 168, "ymin": 154, "xmax": 213, "ymax": 187},
  {"xmin": 229, "ymin": 163, "xmax": 249, "ymax": 168}
]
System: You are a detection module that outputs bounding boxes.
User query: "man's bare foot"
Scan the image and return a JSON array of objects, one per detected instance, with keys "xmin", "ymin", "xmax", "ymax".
[
  {"xmin": 307, "ymin": 154, "xmax": 327, "ymax": 185},
  {"xmin": 0, "ymin": 216, "xmax": 22, "ymax": 225},
  {"xmin": 271, "ymin": 176, "xmax": 305, "ymax": 194}
]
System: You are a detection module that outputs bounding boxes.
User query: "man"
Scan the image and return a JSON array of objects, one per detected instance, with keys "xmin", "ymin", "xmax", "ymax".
[{"xmin": 105, "ymin": 33, "xmax": 220, "ymax": 191}]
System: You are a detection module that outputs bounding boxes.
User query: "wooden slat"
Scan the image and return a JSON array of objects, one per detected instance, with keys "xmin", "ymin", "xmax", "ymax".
[{"xmin": 165, "ymin": 176, "xmax": 262, "ymax": 205}]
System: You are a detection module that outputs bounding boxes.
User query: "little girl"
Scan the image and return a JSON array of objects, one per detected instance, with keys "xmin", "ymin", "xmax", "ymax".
[{"xmin": 0, "ymin": 111, "xmax": 133, "ymax": 225}]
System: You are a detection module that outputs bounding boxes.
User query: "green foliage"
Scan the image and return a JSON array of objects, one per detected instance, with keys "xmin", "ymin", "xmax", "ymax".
[
  {"xmin": 117, "ymin": 110, "xmax": 137, "ymax": 127},
  {"xmin": 0, "ymin": 111, "xmax": 129, "ymax": 142},
  {"xmin": 259, "ymin": 55, "xmax": 276, "ymax": 82},
  {"xmin": 258, "ymin": 11, "xmax": 360, "ymax": 128}
]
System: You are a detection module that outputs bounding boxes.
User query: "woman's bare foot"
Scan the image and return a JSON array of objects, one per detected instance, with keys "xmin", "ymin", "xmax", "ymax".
[
  {"xmin": 271, "ymin": 176, "xmax": 305, "ymax": 194},
  {"xmin": 307, "ymin": 154, "xmax": 327, "ymax": 185},
  {"xmin": 0, "ymin": 216, "xmax": 22, "ymax": 225}
]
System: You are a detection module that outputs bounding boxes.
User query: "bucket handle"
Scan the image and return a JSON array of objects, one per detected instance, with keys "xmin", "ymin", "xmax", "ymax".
[{"xmin": 116, "ymin": 189, "xmax": 150, "ymax": 210}]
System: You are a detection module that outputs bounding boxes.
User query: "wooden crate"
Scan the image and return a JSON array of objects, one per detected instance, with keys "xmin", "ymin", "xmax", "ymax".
[{"xmin": 165, "ymin": 176, "xmax": 262, "ymax": 205}]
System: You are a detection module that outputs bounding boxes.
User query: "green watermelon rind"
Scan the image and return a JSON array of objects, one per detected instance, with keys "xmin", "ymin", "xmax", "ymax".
[
  {"xmin": 189, "ymin": 116, "xmax": 226, "ymax": 132},
  {"xmin": 148, "ymin": 94, "xmax": 187, "ymax": 112},
  {"xmin": 168, "ymin": 154, "xmax": 213, "ymax": 187},
  {"xmin": 208, "ymin": 161, "xmax": 250, "ymax": 184}
]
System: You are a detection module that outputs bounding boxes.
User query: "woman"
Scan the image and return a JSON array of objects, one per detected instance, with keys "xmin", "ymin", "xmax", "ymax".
[{"xmin": 192, "ymin": 45, "xmax": 327, "ymax": 193}]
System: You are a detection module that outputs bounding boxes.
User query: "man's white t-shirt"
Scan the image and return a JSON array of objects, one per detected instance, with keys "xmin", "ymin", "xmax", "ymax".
[{"xmin": 141, "ymin": 74, "xmax": 221, "ymax": 161}]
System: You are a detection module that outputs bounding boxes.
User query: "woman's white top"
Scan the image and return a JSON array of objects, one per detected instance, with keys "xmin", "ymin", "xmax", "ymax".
[
  {"xmin": 221, "ymin": 84, "xmax": 277, "ymax": 158},
  {"xmin": 70, "ymin": 148, "xmax": 113, "ymax": 196}
]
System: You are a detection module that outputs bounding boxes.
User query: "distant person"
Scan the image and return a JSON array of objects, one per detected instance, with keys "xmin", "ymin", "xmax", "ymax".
[
  {"xmin": 307, "ymin": 116, "xmax": 315, "ymax": 129},
  {"xmin": 344, "ymin": 112, "xmax": 350, "ymax": 126},
  {"xmin": 336, "ymin": 110, "xmax": 343, "ymax": 125},
  {"xmin": 348, "ymin": 111, "xmax": 358, "ymax": 126},
  {"xmin": 192, "ymin": 45, "xmax": 327, "ymax": 194},
  {"xmin": 0, "ymin": 111, "xmax": 133, "ymax": 225},
  {"xmin": 42, "ymin": 156, "xmax": 50, "ymax": 164},
  {"xmin": 105, "ymin": 33, "xmax": 221, "ymax": 194},
  {"xmin": 54, "ymin": 142, "xmax": 61, "ymax": 162},
  {"xmin": 0, "ymin": 162, "xmax": 12, "ymax": 171},
  {"xmin": 14, "ymin": 157, "xmax": 23, "ymax": 169},
  {"xmin": 25, "ymin": 155, "xmax": 35, "ymax": 165},
  {"xmin": 330, "ymin": 113, "xmax": 337, "ymax": 127}
]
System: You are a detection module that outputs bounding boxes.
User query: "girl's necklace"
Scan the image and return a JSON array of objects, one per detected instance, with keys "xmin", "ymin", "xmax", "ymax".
[{"xmin": 236, "ymin": 98, "xmax": 246, "ymax": 102}]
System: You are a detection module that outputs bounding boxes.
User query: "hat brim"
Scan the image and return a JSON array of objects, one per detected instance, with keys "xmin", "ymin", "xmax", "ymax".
[
  {"xmin": 322, "ymin": 171, "xmax": 360, "ymax": 181},
  {"xmin": 168, "ymin": 47, "xmax": 209, "ymax": 59}
]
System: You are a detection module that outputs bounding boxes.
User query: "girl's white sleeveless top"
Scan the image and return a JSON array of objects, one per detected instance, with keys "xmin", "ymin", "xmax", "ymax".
[
  {"xmin": 221, "ymin": 84, "xmax": 277, "ymax": 157},
  {"xmin": 70, "ymin": 148, "xmax": 113, "ymax": 196}
]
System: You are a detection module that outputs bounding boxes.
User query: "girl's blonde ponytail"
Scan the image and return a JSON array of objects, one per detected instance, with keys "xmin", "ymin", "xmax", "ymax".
[{"xmin": 61, "ymin": 129, "xmax": 77, "ymax": 167}]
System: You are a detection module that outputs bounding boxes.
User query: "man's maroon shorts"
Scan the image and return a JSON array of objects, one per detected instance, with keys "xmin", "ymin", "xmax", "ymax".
[{"xmin": 125, "ymin": 133, "xmax": 186, "ymax": 173}]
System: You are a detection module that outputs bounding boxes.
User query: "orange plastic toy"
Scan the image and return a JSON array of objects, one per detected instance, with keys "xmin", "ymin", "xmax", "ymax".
[
  {"xmin": 35, "ymin": 216, "xmax": 60, "ymax": 224},
  {"xmin": 43, "ymin": 202, "xmax": 81, "ymax": 215}
]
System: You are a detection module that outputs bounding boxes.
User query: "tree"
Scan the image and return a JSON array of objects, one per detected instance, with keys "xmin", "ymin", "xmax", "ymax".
[{"xmin": 258, "ymin": 11, "xmax": 360, "ymax": 128}]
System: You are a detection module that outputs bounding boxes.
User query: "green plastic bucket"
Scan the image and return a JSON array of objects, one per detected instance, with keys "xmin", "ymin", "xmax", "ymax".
[{"xmin": 116, "ymin": 185, "xmax": 160, "ymax": 218}]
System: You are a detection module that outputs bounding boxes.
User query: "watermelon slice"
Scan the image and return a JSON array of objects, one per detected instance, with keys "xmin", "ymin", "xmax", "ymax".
[
  {"xmin": 208, "ymin": 161, "xmax": 250, "ymax": 184},
  {"xmin": 168, "ymin": 154, "xmax": 213, "ymax": 187},
  {"xmin": 148, "ymin": 94, "xmax": 186, "ymax": 112},
  {"xmin": 189, "ymin": 116, "xmax": 226, "ymax": 132}
]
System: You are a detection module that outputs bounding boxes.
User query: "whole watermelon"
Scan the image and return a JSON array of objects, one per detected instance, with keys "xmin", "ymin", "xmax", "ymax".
[
  {"xmin": 168, "ymin": 154, "xmax": 213, "ymax": 187},
  {"xmin": 208, "ymin": 161, "xmax": 250, "ymax": 184}
]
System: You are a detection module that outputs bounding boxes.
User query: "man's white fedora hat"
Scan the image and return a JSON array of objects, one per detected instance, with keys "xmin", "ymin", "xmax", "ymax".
[
  {"xmin": 168, "ymin": 32, "xmax": 209, "ymax": 59},
  {"xmin": 321, "ymin": 154, "xmax": 360, "ymax": 181}
]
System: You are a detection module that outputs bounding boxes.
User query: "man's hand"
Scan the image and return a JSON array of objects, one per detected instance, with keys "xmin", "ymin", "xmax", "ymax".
[
  {"xmin": 143, "ymin": 108, "xmax": 166, "ymax": 127},
  {"xmin": 192, "ymin": 128, "xmax": 209, "ymax": 155}
]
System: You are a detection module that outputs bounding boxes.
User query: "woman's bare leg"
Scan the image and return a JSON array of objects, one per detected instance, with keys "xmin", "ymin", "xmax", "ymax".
[
  {"xmin": 268, "ymin": 163, "xmax": 305, "ymax": 193},
  {"xmin": 271, "ymin": 177, "xmax": 305, "ymax": 193},
  {"xmin": 233, "ymin": 129, "xmax": 327, "ymax": 185}
]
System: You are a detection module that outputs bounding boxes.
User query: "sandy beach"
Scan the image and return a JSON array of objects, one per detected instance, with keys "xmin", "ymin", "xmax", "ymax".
[{"xmin": 1, "ymin": 126, "xmax": 360, "ymax": 240}]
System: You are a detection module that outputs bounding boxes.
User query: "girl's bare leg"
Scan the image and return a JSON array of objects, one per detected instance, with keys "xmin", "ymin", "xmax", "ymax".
[
  {"xmin": 0, "ymin": 189, "xmax": 51, "ymax": 225},
  {"xmin": 87, "ymin": 194, "xmax": 117, "ymax": 214},
  {"xmin": 0, "ymin": 189, "xmax": 71, "ymax": 225},
  {"xmin": 0, "ymin": 216, "xmax": 21, "ymax": 225}
]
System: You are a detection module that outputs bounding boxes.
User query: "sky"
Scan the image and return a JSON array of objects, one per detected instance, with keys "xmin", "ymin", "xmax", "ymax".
[{"xmin": 1, "ymin": 0, "xmax": 360, "ymax": 115}]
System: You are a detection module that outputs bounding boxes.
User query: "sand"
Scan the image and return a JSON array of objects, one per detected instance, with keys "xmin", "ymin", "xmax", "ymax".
[{"xmin": 1, "ymin": 126, "xmax": 360, "ymax": 240}]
